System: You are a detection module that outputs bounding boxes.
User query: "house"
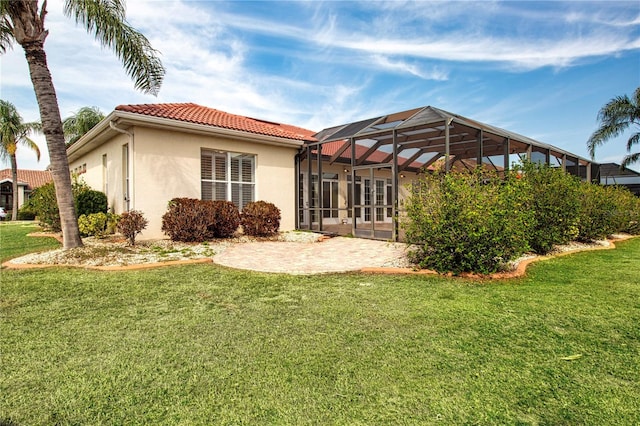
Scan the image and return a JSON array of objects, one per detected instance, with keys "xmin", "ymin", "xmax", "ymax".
[
  {"xmin": 596, "ymin": 163, "xmax": 640, "ymax": 196},
  {"xmin": 0, "ymin": 169, "xmax": 53, "ymax": 211},
  {"xmin": 68, "ymin": 103, "xmax": 594, "ymax": 241},
  {"xmin": 67, "ymin": 103, "xmax": 316, "ymax": 239}
]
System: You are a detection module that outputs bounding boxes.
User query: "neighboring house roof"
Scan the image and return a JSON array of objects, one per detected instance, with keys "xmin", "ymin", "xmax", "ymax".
[
  {"xmin": 598, "ymin": 163, "xmax": 640, "ymax": 178},
  {"xmin": 115, "ymin": 103, "xmax": 317, "ymax": 142},
  {"xmin": 0, "ymin": 169, "xmax": 52, "ymax": 189}
]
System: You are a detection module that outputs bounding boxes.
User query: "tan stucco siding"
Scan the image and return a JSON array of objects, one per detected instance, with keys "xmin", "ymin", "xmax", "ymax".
[
  {"xmin": 69, "ymin": 126, "xmax": 299, "ymax": 240},
  {"xmin": 69, "ymin": 133, "xmax": 128, "ymax": 215}
]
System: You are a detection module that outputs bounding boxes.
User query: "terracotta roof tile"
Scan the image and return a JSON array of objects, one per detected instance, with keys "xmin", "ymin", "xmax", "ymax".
[
  {"xmin": 116, "ymin": 103, "xmax": 317, "ymax": 142},
  {"xmin": 0, "ymin": 169, "xmax": 53, "ymax": 189}
]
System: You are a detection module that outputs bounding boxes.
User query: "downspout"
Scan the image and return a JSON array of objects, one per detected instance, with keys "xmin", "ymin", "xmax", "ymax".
[{"xmin": 109, "ymin": 121, "xmax": 135, "ymax": 210}]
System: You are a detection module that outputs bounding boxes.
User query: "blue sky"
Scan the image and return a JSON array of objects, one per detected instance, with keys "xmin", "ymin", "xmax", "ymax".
[{"xmin": 2, "ymin": 0, "xmax": 639, "ymax": 171}]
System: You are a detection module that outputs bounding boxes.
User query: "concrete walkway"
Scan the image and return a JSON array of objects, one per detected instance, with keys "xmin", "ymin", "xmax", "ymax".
[{"xmin": 213, "ymin": 236, "xmax": 410, "ymax": 274}]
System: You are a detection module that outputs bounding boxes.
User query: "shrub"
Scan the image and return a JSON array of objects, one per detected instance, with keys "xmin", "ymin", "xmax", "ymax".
[
  {"xmin": 161, "ymin": 198, "xmax": 211, "ymax": 242},
  {"xmin": 210, "ymin": 200, "xmax": 241, "ymax": 238},
  {"xmin": 16, "ymin": 208, "xmax": 36, "ymax": 220},
  {"xmin": 117, "ymin": 210, "xmax": 148, "ymax": 246},
  {"xmin": 161, "ymin": 198, "xmax": 240, "ymax": 242},
  {"xmin": 518, "ymin": 162, "xmax": 581, "ymax": 254},
  {"xmin": 402, "ymin": 169, "xmax": 533, "ymax": 274},
  {"xmin": 78, "ymin": 212, "xmax": 119, "ymax": 238},
  {"xmin": 75, "ymin": 189, "xmax": 108, "ymax": 217},
  {"xmin": 578, "ymin": 184, "xmax": 640, "ymax": 237},
  {"xmin": 620, "ymin": 193, "xmax": 640, "ymax": 235},
  {"xmin": 576, "ymin": 184, "xmax": 621, "ymax": 241},
  {"xmin": 24, "ymin": 176, "xmax": 103, "ymax": 231},
  {"xmin": 241, "ymin": 201, "xmax": 281, "ymax": 237},
  {"xmin": 23, "ymin": 181, "xmax": 60, "ymax": 231}
]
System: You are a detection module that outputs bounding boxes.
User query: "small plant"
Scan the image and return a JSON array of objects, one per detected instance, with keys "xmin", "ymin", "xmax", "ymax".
[
  {"xmin": 241, "ymin": 201, "xmax": 281, "ymax": 237},
  {"xmin": 117, "ymin": 210, "xmax": 148, "ymax": 246},
  {"xmin": 78, "ymin": 212, "xmax": 120, "ymax": 238}
]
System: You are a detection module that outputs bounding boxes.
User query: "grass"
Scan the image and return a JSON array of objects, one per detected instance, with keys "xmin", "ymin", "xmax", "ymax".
[
  {"xmin": 1, "ymin": 222, "xmax": 639, "ymax": 425},
  {"xmin": 0, "ymin": 221, "xmax": 60, "ymax": 263}
]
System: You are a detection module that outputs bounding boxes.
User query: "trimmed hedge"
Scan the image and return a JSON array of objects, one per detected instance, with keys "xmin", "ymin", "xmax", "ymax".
[
  {"xmin": 241, "ymin": 201, "xmax": 281, "ymax": 237},
  {"xmin": 161, "ymin": 198, "xmax": 240, "ymax": 242}
]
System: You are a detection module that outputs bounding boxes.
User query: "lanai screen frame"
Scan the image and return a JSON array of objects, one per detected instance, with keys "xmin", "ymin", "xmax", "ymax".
[{"xmin": 296, "ymin": 106, "xmax": 595, "ymax": 241}]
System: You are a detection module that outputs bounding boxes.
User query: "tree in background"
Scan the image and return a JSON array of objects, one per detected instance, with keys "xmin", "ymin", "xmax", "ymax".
[
  {"xmin": 63, "ymin": 106, "xmax": 105, "ymax": 145},
  {"xmin": 587, "ymin": 87, "xmax": 640, "ymax": 168},
  {"xmin": 0, "ymin": 99, "xmax": 41, "ymax": 221},
  {"xmin": 0, "ymin": 0, "xmax": 164, "ymax": 248}
]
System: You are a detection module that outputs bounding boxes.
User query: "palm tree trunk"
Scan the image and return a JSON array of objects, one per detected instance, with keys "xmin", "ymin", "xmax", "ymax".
[
  {"xmin": 10, "ymin": 154, "xmax": 19, "ymax": 221},
  {"xmin": 21, "ymin": 39, "xmax": 83, "ymax": 248}
]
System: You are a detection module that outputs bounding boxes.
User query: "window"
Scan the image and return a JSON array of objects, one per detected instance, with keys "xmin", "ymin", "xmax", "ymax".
[{"xmin": 201, "ymin": 150, "xmax": 255, "ymax": 209}]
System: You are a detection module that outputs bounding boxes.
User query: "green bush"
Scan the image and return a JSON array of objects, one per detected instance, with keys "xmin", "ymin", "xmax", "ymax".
[
  {"xmin": 18, "ymin": 209, "xmax": 36, "ymax": 220},
  {"xmin": 23, "ymin": 181, "xmax": 61, "ymax": 231},
  {"xmin": 161, "ymin": 198, "xmax": 240, "ymax": 242},
  {"xmin": 76, "ymin": 189, "xmax": 108, "ymax": 217},
  {"xmin": 518, "ymin": 162, "xmax": 581, "ymax": 254},
  {"xmin": 241, "ymin": 201, "xmax": 281, "ymax": 237},
  {"xmin": 78, "ymin": 212, "xmax": 119, "ymax": 238},
  {"xmin": 117, "ymin": 210, "xmax": 148, "ymax": 246},
  {"xmin": 24, "ymin": 177, "xmax": 106, "ymax": 232},
  {"xmin": 579, "ymin": 185, "xmax": 640, "ymax": 237},
  {"xmin": 402, "ymin": 169, "xmax": 533, "ymax": 275},
  {"xmin": 576, "ymin": 184, "xmax": 621, "ymax": 241}
]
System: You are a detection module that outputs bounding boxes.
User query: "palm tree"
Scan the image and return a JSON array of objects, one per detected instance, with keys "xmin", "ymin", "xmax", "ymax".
[
  {"xmin": 0, "ymin": 0, "xmax": 165, "ymax": 248},
  {"xmin": 0, "ymin": 99, "xmax": 41, "ymax": 221},
  {"xmin": 63, "ymin": 106, "xmax": 105, "ymax": 145},
  {"xmin": 587, "ymin": 87, "xmax": 640, "ymax": 168}
]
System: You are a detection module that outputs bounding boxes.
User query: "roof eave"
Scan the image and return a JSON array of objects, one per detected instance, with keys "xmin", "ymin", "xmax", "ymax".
[{"xmin": 67, "ymin": 110, "xmax": 308, "ymax": 163}]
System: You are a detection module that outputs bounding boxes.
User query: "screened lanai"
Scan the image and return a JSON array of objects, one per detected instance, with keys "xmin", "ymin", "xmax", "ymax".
[{"xmin": 295, "ymin": 106, "xmax": 596, "ymax": 241}]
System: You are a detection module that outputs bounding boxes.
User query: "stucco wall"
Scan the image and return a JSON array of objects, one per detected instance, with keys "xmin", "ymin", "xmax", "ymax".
[
  {"xmin": 69, "ymin": 132, "xmax": 128, "ymax": 215},
  {"xmin": 71, "ymin": 126, "xmax": 299, "ymax": 239}
]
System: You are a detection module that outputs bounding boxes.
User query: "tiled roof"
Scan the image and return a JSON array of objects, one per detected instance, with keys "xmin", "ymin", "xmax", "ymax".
[
  {"xmin": 116, "ymin": 103, "xmax": 317, "ymax": 142},
  {"xmin": 0, "ymin": 169, "xmax": 53, "ymax": 189}
]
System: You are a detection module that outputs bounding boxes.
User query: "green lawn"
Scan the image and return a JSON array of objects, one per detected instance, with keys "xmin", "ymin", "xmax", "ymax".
[{"xmin": 1, "ymin": 222, "xmax": 639, "ymax": 425}]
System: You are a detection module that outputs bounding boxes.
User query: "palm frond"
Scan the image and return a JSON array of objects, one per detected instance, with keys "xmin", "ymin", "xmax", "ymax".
[
  {"xmin": 627, "ymin": 132, "xmax": 640, "ymax": 152},
  {"xmin": 64, "ymin": 0, "xmax": 165, "ymax": 95},
  {"xmin": 621, "ymin": 151, "xmax": 640, "ymax": 167},
  {"xmin": 0, "ymin": 15, "xmax": 15, "ymax": 54},
  {"xmin": 63, "ymin": 105, "xmax": 105, "ymax": 143},
  {"xmin": 0, "ymin": 99, "xmax": 42, "ymax": 161},
  {"xmin": 587, "ymin": 86, "xmax": 640, "ymax": 159}
]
